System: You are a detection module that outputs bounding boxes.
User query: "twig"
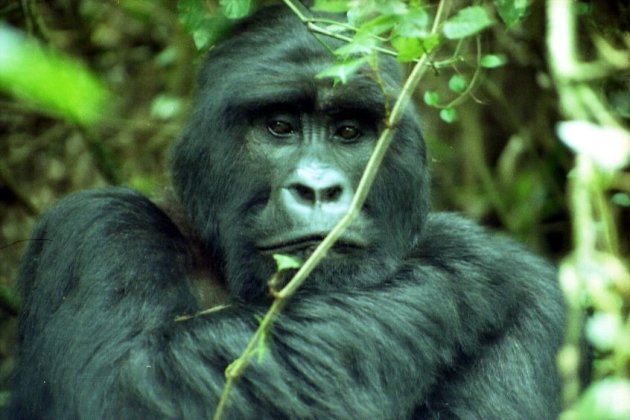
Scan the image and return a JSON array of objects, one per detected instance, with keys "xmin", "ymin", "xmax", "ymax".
[{"xmin": 283, "ymin": 0, "xmax": 446, "ymax": 65}]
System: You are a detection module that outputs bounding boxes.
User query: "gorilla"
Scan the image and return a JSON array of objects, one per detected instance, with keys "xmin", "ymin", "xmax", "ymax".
[{"xmin": 7, "ymin": 5, "xmax": 565, "ymax": 420}]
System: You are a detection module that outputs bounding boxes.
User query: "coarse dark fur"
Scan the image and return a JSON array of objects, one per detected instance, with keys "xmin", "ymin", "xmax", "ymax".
[{"xmin": 8, "ymin": 6, "xmax": 565, "ymax": 419}]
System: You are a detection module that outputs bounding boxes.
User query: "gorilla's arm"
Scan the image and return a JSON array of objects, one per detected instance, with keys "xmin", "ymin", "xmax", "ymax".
[{"xmin": 10, "ymin": 188, "xmax": 562, "ymax": 419}]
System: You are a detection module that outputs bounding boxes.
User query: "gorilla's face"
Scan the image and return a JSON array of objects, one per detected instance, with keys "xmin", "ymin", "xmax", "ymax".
[
  {"xmin": 172, "ymin": 12, "xmax": 429, "ymax": 301},
  {"xmin": 245, "ymin": 104, "xmax": 379, "ymax": 257}
]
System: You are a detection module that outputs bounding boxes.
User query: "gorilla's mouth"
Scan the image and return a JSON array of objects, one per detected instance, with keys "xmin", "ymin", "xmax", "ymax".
[{"xmin": 257, "ymin": 234, "xmax": 366, "ymax": 255}]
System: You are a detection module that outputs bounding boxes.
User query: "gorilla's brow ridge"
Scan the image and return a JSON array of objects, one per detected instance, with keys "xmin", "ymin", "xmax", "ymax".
[{"xmin": 231, "ymin": 77, "xmax": 388, "ymax": 121}]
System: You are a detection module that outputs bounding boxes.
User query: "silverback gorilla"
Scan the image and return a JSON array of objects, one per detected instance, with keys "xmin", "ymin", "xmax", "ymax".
[{"xmin": 8, "ymin": 6, "xmax": 565, "ymax": 420}]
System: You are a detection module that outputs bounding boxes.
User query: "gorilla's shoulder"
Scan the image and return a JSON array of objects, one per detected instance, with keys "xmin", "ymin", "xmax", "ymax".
[
  {"xmin": 40, "ymin": 187, "xmax": 158, "ymax": 221},
  {"xmin": 34, "ymin": 187, "xmax": 180, "ymax": 240},
  {"xmin": 421, "ymin": 212, "xmax": 502, "ymax": 245},
  {"xmin": 418, "ymin": 212, "xmax": 556, "ymax": 278},
  {"xmin": 44, "ymin": 186, "xmax": 152, "ymax": 210}
]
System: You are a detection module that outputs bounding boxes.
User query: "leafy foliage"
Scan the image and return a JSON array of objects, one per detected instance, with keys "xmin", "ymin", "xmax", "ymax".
[
  {"xmin": 177, "ymin": 0, "xmax": 233, "ymax": 50},
  {"xmin": 442, "ymin": 6, "xmax": 495, "ymax": 39}
]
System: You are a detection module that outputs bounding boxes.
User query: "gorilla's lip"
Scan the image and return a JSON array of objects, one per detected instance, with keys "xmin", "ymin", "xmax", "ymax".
[{"xmin": 256, "ymin": 233, "xmax": 367, "ymax": 254}]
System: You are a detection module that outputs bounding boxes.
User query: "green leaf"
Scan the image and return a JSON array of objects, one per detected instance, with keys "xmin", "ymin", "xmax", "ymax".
[
  {"xmin": 0, "ymin": 25, "xmax": 109, "ymax": 126},
  {"xmin": 357, "ymin": 14, "xmax": 397, "ymax": 38},
  {"xmin": 177, "ymin": 0, "xmax": 207, "ymax": 32},
  {"xmin": 423, "ymin": 90, "xmax": 441, "ymax": 106},
  {"xmin": 273, "ymin": 254, "xmax": 303, "ymax": 271},
  {"xmin": 494, "ymin": 0, "xmax": 532, "ymax": 27},
  {"xmin": 422, "ymin": 33, "xmax": 441, "ymax": 53},
  {"xmin": 220, "ymin": 0, "xmax": 253, "ymax": 19},
  {"xmin": 194, "ymin": 16, "xmax": 233, "ymax": 51},
  {"xmin": 316, "ymin": 57, "xmax": 368, "ymax": 84},
  {"xmin": 372, "ymin": 0, "xmax": 408, "ymax": 15},
  {"xmin": 480, "ymin": 54, "xmax": 508, "ymax": 68},
  {"xmin": 448, "ymin": 74, "xmax": 468, "ymax": 93},
  {"xmin": 334, "ymin": 31, "xmax": 378, "ymax": 57},
  {"xmin": 313, "ymin": 0, "xmax": 351, "ymax": 13},
  {"xmin": 393, "ymin": 8, "xmax": 430, "ymax": 38},
  {"xmin": 443, "ymin": 6, "xmax": 495, "ymax": 39},
  {"xmin": 440, "ymin": 108, "xmax": 459, "ymax": 123},
  {"xmin": 178, "ymin": 0, "xmax": 233, "ymax": 51},
  {"xmin": 391, "ymin": 36, "xmax": 423, "ymax": 63}
]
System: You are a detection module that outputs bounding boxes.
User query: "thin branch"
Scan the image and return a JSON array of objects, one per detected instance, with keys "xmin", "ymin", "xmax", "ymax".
[{"xmin": 442, "ymin": 36, "xmax": 482, "ymax": 109}]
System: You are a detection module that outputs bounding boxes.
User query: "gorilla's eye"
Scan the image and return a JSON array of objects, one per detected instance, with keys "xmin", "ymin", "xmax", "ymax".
[
  {"xmin": 336, "ymin": 125, "xmax": 361, "ymax": 142},
  {"xmin": 267, "ymin": 120, "xmax": 294, "ymax": 137}
]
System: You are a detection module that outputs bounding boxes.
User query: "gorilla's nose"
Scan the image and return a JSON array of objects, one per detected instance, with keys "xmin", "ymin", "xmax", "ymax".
[{"xmin": 281, "ymin": 166, "xmax": 352, "ymax": 220}]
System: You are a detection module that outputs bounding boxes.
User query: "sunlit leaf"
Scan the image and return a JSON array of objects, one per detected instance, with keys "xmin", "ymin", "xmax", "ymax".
[
  {"xmin": 372, "ymin": 0, "xmax": 408, "ymax": 16},
  {"xmin": 422, "ymin": 34, "xmax": 441, "ymax": 53},
  {"xmin": 178, "ymin": 0, "xmax": 233, "ymax": 50},
  {"xmin": 273, "ymin": 254, "xmax": 303, "ymax": 271},
  {"xmin": 177, "ymin": 0, "xmax": 206, "ymax": 32},
  {"xmin": 393, "ymin": 8, "xmax": 430, "ymax": 38},
  {"xmin": 448, "ymin": 74, "xmax": 468, "ymax": 93},
  {"xmin": 313, "ymin": 0, "xmax": 350, "ymax": 13},
  {"xmin": 494, "ymin": 0, "xmax": 532, "ymax": 27},
  {"xmin": 316, "ymin": 57, "xmax": 368, "ymax": 84},
  {"xmin": 480, "ymin": 54, "xmax": 508, "ymax": 68},
  {"xmin": 423, "ymin": 90, "xmax": 441, "ymax": 106},
  {"xmin": 440, "ymin": 107, "xmax": 459, "ymax": 123},
  {"xmin": 391, "ymin": 36, "xmax": 422, "ymax": 63},
  {"xmin": 334, "ymin": 31, "xmax": 378, "ymax": 57},
  {"xmin": 358, "ymin": 14, "xmax": 397, "ymax": 38},
  {"xmin": 220, "ymin": 0, "xmax": 253, "ymax": 19},
  {"xmin": 443, "ymin": 6, "xmax": 495, "ymax": 39},
  {"xmin": 0, "ymin": 25, "xmax": 109, "ymax": 126}
]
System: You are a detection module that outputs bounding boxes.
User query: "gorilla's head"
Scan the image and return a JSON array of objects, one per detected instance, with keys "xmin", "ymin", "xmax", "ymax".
[{"xmin": 172, "ymin": 7, "xmax": 429, "ymax": 301}]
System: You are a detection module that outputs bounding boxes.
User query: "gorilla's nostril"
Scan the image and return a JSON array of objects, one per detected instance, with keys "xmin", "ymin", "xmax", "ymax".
[
  {"xmin": 290, "ymin": 184, "xmax": 316, "ymax": 203},
  {"xmin": 324, "ymin": 186, "xmax": 343, "ymax": 202},
  {"xmin": 286, "ymin": 182, "xmax": 347, "ymax": 207}
]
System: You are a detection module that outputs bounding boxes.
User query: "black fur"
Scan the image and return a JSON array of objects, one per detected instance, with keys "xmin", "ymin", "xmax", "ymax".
[{"xmin": 8, "ymin": 7, "xmax": 564, "ymax": 419}]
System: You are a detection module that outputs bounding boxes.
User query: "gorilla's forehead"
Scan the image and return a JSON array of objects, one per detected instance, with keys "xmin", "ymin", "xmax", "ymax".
[
  {"xmin": 208, "ymin": 33, "xmax": 397, "ymax": 115},
  {"xmin": 197, "ymin": 9, "xmax": 404, "ymax": 118},
  {"xmin": 231, "ymin": 71, "xmax": 389, "ymax": 116}
]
